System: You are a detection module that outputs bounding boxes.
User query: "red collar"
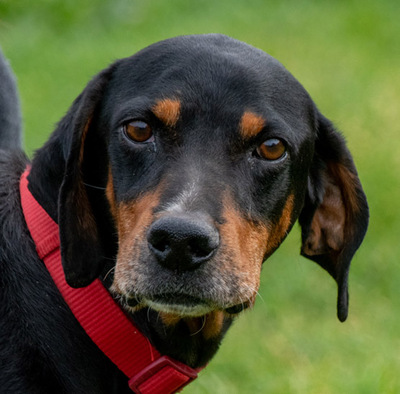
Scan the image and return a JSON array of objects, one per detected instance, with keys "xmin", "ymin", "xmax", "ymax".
[{"xmin": 20, "ymin": 168, "xmax": 200, "ymax": 394}]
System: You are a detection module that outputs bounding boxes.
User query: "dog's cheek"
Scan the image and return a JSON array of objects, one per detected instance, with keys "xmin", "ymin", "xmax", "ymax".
[
  {"xmin": 111, "ymin": 188, "xmax": 162, "ymax": 293},
  {"xmin": 105, "ymin": 168, "xmax": 118, "ymax": 221},
  {"xmin": 264, "ymin": 194, "xmax": 295, "ymax": 257},
  {"xmin": 218, "ymin": 197, "xmax": 270, "ymax": 303}
]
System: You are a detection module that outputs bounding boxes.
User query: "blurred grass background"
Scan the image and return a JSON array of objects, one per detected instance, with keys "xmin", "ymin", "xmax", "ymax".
[{"xmin": 1, "ymin": 0, "xmax": 399, "ymax": 392}]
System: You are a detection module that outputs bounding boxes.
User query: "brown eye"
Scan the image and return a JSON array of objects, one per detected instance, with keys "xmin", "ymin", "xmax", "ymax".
[
  {"xmin": 124, "ymin": 120, "xmax": 154, "ymax": 143},
  {"xmin": 256, "ymin": 138, "xmax": 286, "ymax": 161}
]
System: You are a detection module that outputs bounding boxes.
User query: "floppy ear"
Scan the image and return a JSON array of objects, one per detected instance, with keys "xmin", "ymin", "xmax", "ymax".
[
  {"xmin": 58, "ymin": 66, "xmax": 116, "ymax": 288},
  {"xmin": 299, "ymin": 112, "xmax": 369, "ymax": 322}
]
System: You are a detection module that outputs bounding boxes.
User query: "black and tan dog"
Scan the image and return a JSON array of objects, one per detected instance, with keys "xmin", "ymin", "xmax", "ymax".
[{"xmin": 0, "ymin": 35, "xmax": 368, "ymax": 393}]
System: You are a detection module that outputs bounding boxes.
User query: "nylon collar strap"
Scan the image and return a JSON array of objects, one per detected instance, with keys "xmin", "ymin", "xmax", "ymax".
[{"xmin": 20, "ymin": 168, "xmax": 200, "ymax": 394}]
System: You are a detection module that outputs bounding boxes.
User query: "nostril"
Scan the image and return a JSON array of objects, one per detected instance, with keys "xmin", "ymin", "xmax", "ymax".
[
  {"xmin": 188, "ymin": 236, "xmax": 217, "ymax": 259},
  {"xmin": 148, "ymin": 230, "xmax": 171, "ymax": 254},
  {"xmin": 149, "ymin": 234, "xmax": 168, "ymax": 252}
]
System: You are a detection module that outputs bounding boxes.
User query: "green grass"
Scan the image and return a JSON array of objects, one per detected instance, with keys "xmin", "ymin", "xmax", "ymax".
[{"xmin": 1, "ymin": 0, "xmax": 399, "ymax": 392}]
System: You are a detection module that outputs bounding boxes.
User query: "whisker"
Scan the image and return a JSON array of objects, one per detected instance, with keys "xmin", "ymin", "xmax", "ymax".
[
  {"xmin": 239, "ymin": 294, "xmax": 246, "ymax": 312},
  {"xmin": 101, "ymin": 255, "xmax": 116, "ymax": 262},
  {"xmin": 238, "ymin": 283, "xmax": 265, "ymax": 310},
  {"xmin": 83, "ymin": 183, "xmax": 106, "ymax": 190},
  {"xmin": 254, "ymin": 289, "xmax": 265, "ymax": 305},
  {"xmin": 147, "ymin": 307, "xmax": 151, "ymax": 323},
  {"xmin": 156, "ymin": 312, "xmax": 169, "ymax": 336},
  {"xmin": 103, "ymin": 266, "xmax": 115, "ymax": 282},
  {"xmin": 190, "ymin": 316, "xmax": 207, "ymax": 336}
]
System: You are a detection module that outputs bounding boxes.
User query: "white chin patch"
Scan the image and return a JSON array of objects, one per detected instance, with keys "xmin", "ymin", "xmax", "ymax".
[{"xmin": 145, "ymin": 299, "xmax": 213, "ymax": 317}]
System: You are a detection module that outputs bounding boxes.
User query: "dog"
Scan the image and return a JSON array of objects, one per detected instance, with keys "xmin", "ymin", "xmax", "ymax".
[{"xmin": 0, "ymin": 35, "xmax": 368, "ymax": 393}]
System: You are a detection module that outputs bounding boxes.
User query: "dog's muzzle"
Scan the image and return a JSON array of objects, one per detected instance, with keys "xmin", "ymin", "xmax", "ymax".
[{"xmin": 147, "ymin": 213, "xmax": 220, "ymax": 273}]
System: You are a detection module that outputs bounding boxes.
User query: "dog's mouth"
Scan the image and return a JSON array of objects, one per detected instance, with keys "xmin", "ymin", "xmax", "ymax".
[{"xmin": 120, "ymin": 292, "xmax": 252, "ymax": 317}]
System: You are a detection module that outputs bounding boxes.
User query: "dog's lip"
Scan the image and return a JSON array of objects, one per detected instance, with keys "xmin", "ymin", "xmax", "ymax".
[
  {"xmin": 120, "ymin": 292, "xmax": 253, "ymax": 316},
  {"xmin": 224, "ymin": 302, "xmax": 251, "ymax": 315},
  {"xmin": 150, "ymin": 293, "xmax": 208, "ymax": 307},
  {"xmin": 144, "ymin": 294, "xmax": 213, "ymax": 317},
  {"xmin": 138, "ymin": 293, "xmax": 252, "ymax": 316}
]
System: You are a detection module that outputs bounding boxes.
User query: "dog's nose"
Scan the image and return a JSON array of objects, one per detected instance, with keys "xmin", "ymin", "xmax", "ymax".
[{"xmin": 147, "ymin": 214, "xmax": 219, "ymax": 272}]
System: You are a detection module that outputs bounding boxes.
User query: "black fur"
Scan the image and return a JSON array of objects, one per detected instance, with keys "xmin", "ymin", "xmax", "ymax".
[
  {"xmin": 0, "ymin": 35, "xmax": 368, "ymax": 392},
  {"xmin": 0, "ymin": 48, "xmax": 22, "ymax": 150}
]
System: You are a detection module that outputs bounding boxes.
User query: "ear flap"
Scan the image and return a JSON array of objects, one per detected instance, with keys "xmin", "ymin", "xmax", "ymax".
[
  {"xmin": 299, "ymin": 113, "xmax": 369, "ymax": 322},
  {"xmin": 58, "ymin": 66, "xmax": 116, "ymax": 288}
]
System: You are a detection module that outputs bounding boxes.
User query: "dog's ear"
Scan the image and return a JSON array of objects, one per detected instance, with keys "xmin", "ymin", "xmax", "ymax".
[
  {"xmin": 58, "ymin": 66, "xmax": 116, "ymax": 288},
  {"xmin": 299, "ymin": 112, "xmax": 369, "ymax": 322}
]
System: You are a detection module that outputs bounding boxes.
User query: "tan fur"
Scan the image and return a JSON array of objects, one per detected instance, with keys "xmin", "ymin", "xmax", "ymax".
[
  {"xmin": 160, "ymin": 311, "xmax": 225, "ymax": 339},
  {"xmin": 159, "ymin": 312, "xmax": 182, "ymax": 327},
  {"xmin": 302, "ymin": 163, "xmax": 360, "ymax": 256},
  {"xmin": 218, "ymin": 195, "xmax": 270, "ymax": 304},
  {"xmin": 266, "ymin": 194, "xmax": 294, "ymax": 253},
  {"xmin": 330, "ymin": 162, "xmax": 360, "ymax": 218},
  {"xmin": 152, "ymin": 98, "xmax": 181, "ymax": 127},
  {"xmin": 185, "ymin": 311, "xmax": 225, "ymax": 339},
  {"xmin": 112, "ymin": 187, "xmax": 163, "ymax": 294},
  {"xmin": 105, "ymin": 168, "xmax": 118, "ymax": 221},
  {"xmin": 239, "ymin": 111, "xmax": 266, "ymax": 139},
  {"xmin": 200, "ymin": 311, "xmax": 225, "ymax": 339}
]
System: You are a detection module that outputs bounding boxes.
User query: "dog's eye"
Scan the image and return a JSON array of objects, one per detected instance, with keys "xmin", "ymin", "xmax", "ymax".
[
  {"xmin": 256, "ymin": 138, "xmax": 286, "ymax": 161},
  {"xmin": 124, "ymin": 120, "xmax": 154, "ymax": 143}
]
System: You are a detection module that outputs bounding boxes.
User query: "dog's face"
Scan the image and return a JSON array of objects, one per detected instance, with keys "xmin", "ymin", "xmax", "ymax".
[
  {"xmin": 101, "ymin": 40, "xmax": 314, "ymax": 318},
  {"xmin": 56, "ymin": 35, "xmax": 368, "ymax": 329}
]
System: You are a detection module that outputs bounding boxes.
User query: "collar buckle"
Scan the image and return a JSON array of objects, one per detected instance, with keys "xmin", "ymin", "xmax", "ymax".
[{"xmin": 128, "ymin": 355, "xmax": 199, "ymax": 394}]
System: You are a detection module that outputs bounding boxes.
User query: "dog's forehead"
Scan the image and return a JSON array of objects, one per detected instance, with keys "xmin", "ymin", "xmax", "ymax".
[{"xmin": 107, "ymin": 35, "xmax": 313, "ymax": 123}]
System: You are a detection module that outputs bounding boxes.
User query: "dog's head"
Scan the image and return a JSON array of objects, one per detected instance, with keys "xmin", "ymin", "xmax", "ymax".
[{"xmin": 54, "ymin": 35, "xmax": 368, "ymax": 326}]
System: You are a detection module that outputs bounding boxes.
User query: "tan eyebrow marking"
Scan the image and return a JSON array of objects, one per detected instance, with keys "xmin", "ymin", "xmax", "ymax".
[
  {"xmin": 239, "ymin": 111, "xmax": 266, "ymax": 139},
  {"xmin": 152, "ymin": 98, "xmax": 181, "ymax": 127}
]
